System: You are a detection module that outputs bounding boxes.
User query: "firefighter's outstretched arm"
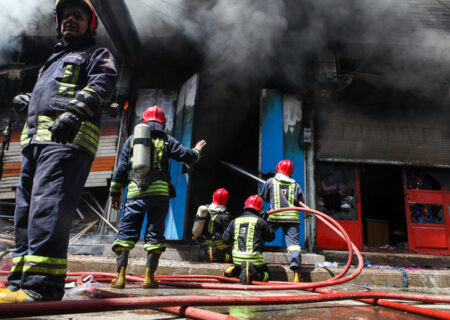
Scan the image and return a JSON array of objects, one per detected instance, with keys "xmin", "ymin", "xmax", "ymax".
[{"xmin": 167, "ymin": 136, "xmax": 206, "ymax": 164}]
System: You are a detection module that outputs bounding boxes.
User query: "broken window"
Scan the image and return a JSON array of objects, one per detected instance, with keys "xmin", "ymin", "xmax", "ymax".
[
  {"xmin": 316, "ymin": 163, "xmax": 358, "ymax": 221},
  {"xmin": 409, "ymin": 204, "xmax": 445, "ymax": 224},
  {"xmin": 406, "ymin": 168, "xmax": 442, "ymax": 190}
]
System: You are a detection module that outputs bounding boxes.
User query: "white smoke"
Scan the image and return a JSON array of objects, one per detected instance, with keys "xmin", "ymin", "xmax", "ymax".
[{"xmin": 0, "ymin": 0, "xmax": 53, "ymax": 66}]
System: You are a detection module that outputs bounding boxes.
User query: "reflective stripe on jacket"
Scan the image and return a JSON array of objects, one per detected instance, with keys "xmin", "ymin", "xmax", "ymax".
[
  {"xmin": 261, "ymin": 177, "xmax": 305, "ymax": 223},
  {"xmin": 21, "ymin": 115, "xmax": 100, "ymax": 157},
  {"xmin": 222, "ymin": 211, "xmax": 275, "ymax": 266},
  {"xmin": 23, "ymin": 36, "xmax": 118, "ymax": 155},
  {"xmin": 109, "ymin": 132, "xmax": 200, "ymax": 199}
]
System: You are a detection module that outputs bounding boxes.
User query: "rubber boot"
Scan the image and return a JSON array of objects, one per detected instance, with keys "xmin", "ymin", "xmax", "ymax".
[
  {"xmin": 143, "ymin": 251, "xmax": 161, "ymax": 289},
  {"xmin": 0, "ymin": 289, "xmax": 37, "ymax": 303},
  {"xmin": 224, "ymin": 265, "xmax": 237, "ymax": 278},
  {"xmin": 292, "ymin": 267, "xmax": 302, "ymax": 283},
  {"xmin": 111, "ymin": 249, "xmax": 129, "ymax": 289}
]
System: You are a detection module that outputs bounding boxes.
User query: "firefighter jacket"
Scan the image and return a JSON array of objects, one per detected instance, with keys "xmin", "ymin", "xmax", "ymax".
[
  {"xmin": 109, "ymin": 127, "xmax": 200, "ymax": 199},
  {"xmin": 20, "ymin": 35, "xmax": 118, "ymax": 157},
  {"xmin": 261, "ymin": 174, "xmax": 305, "ymax": 223},
  {"xmin": 201, "ymin": 204, "xmax": 232, "ymax": 250},
  {"xmin": 222, "ymin": 210, "xmax": 275, "ymax": 266}
]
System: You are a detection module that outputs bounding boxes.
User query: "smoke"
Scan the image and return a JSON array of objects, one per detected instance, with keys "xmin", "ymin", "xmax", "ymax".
[
  {"xmin": 126, "ymin": 0, "xmax": 450, "ymax": 99},
  {"xmin": 0, "ymin": 0, "xmax": 53, "ymax": 66}
]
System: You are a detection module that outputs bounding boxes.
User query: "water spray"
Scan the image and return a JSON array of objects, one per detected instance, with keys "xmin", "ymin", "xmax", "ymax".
[{"xmin": 220, "ymin": 160, "xmax": 266, "ymax": 184}]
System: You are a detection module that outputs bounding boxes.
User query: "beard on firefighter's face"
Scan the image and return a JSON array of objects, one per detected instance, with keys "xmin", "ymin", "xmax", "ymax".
[{"xmin": 61, "ymin": 6, "xmax": 89, "ymax": 39}]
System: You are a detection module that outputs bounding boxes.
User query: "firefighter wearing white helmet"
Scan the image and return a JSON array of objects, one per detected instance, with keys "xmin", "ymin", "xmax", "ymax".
[
  {"xmin": 3, "ymin": 0, "xmax": 118, "ymax": 303},
  {"xmin": 109, "ymin": 105, "xmax": 207, "ymax": 289}
]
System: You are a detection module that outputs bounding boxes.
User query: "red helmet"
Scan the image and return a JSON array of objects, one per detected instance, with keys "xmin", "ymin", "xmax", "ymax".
[
  {"xmin": 142, "ymin": 105, "xmax": 166, "ymax": 126},
  {"xmin": 55, "ymin": 0, "xmax": 98, "ymax": 35},
  {"xmin": 212, "ymin": 188, "xmax": 229, "ymax": 206},
  {"xmin": 276, "ymin": 160, "xmax": 294, "ymax": 177},
  {"xmin": 244, "ymin": 195, "xmax": 263, "ymax": 212}
]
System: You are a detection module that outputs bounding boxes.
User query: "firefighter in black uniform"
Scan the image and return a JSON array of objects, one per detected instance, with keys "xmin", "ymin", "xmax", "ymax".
[
  {"xmin": 194, "ymin": 188, "xmax": 232, "ymax": 263},
  {"xmin": 261, "ymin": 160, "xmax": 305, "ymax": 282},
  {"xmin": 222, "ymin": 195, "xmax": 275, "ymax": 284},
  {"xmin": 109, "ymin": 105, "xmax": 206, "ymax": 289},
  {"xmin": 2, "ymin": 0, "xmax": 118, "ymax": 303}
]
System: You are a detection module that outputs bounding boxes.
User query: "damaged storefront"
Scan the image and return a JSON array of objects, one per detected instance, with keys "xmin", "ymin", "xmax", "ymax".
[{"xmin": 312, "ymin": 89, "xmax": 450, "ymax": 255}]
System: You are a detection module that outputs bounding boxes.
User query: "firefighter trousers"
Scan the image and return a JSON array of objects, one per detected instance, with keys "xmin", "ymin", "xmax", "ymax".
[
  {"xmin": 112, "ymin": 196, "xmax": 169, "ymax": 253},
  {"xmin": 271, "ymin": 222, "xmax": 302, "ymax": 269},
  {"xmin": 198, "ymin": 244, "xmax": 231, "ymax": 263},
  {"xmin": 8, "ymin": 144, "xmax": 93, "ymax": 301}
]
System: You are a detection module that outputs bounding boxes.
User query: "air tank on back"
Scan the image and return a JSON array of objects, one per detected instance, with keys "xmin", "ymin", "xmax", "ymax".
[{"xmin": 132, "ymin": 123, "xmax": 151, "ymax": 177}]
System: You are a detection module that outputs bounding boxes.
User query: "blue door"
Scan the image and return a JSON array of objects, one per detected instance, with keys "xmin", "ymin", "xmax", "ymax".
[
  {"xmin": 165, "ymin": 74, "xmax": 199, "ymax": 240},
  {"xmin": 259, "ymin": 89, "xmax": 305, "ymax": 247}
]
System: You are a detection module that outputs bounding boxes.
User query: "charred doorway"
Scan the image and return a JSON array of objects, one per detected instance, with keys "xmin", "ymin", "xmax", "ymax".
[
  {"xmin": 360, "ymin": 165, "xmax": 407, "ymax": 251},
  {"xmin": 186, "ymin": 83, "xmax": 262, "ymax": 239}
]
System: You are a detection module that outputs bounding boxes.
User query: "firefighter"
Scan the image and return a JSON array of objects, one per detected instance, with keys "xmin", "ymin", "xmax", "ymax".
[
  {"xmin": 2, "ymin": 0, "xmax": 118, "ymax": 303},
  {"xmin": 260, "ymin": 160, "xmax": 305, "ymax": 283},
  {"xmin": 194, "ymin": 188, "xmax": 232, "ymax": 263},
  {"xmin": 109, "ymin": 105, "xmax": 206, "ymax": 289},
  {"xmin": 222, "ymin": 195, "xmax": 275, "ymax": 284}
]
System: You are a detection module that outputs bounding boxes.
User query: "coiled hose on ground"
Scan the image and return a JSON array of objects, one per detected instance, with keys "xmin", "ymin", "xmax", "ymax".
[{"xmin": 0, "ymin": 203, "xmax": 449, "ymax": 320}]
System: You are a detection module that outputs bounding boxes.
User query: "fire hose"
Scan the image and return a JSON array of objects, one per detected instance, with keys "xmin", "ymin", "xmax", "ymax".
[{"xmin": 1, "ymin": 205, "xmax": 450, "ymax": 319}]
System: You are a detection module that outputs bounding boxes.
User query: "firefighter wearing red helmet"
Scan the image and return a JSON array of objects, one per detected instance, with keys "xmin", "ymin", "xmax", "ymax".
[
  {"xmin": 222, "ymin": 195, "xmax": 275, "ymax": 284},
  {"xmin": 193, "ymin": 188, "xmax": 233, "ymax": 263},
  {"xmin": 3, "ymin": 0, "xmax": 118, "ymax": 303},
  {"xmin": 142, "ymin": 105, "xmax": 166, "ymax": 125},
  {"xmin": 261, "ymin": 160, "xmax": 305, "ymax": 283},
  {"xmin": 109, "ymin": 105, "xmax": 206, "ymax": 289}
]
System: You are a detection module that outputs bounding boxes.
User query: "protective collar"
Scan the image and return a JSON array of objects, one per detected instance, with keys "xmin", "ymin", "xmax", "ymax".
[{"xmin": 275, "ymin": 173, "xmax": 295, "ymax": 183}]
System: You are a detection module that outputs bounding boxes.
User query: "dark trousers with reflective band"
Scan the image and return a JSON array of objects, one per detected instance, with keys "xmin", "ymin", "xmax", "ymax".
[
  {"xmin": 113, "ymin": 196, "xmax": 169, "ymax": 252},
  {"xmin": 198, "ymin": 244, "xmax": 231, "ymax": 263},
  {"xmin": 271, "ymin": 222, "xmax": 301, "ymax": 269},
  {"xmin": 8, "ymin": 144, "xmax": 93, "ymax": 300},
  {"xmin": 233, "ymin": 263, "xmax": 270, "ymax": 282}
]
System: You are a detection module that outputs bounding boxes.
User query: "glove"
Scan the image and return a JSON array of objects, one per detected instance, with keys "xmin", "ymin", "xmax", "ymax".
[
  {"xmin": 49, "ymin": 90, "xmax": 101, "ymax": 144},
  {"xmin": 66, "ymin": 90, "xmax": 100, "ymax": 119},
  {"xmin": 12, "ymin": 93, "xmax": 31, "ymax": 114},
  {"xmin": 111, "ymin": 194, "xmax": 121, "ymax": 210},
  {"xmin": 49, "ymin": 112, "xmax": 82, "ymax": 144}
]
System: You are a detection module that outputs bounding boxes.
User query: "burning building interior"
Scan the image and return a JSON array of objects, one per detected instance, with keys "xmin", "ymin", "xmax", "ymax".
[{"xmin": 0, "ymin": 0, "xmax": 449, "ymax": 258}]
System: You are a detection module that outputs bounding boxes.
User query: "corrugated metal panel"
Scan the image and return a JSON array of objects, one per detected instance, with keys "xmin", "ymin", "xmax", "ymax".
[{"xmin": 315, "ymin": 104, "xmax": 450, "ymax": 167}]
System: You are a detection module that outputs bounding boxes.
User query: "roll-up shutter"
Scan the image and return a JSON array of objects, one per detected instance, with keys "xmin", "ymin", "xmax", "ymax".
[
  {"xmin": 315, "ymin": 103, "xmax": 450, "ymax": 167},
  {"xmin": 0, "ymin": 109, "xmax": 122, "ymax": 199}
]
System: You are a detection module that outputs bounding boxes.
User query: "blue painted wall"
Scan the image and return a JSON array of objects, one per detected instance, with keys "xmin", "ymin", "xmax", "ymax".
[{"xmin": 260, "ymin": 89, "xmax": 305, "ymax": 248}]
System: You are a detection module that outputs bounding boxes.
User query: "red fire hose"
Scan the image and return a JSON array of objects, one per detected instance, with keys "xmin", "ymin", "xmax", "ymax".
[
  {"xmin": 1, "ymin": 292, "xmax": 450, "ymax": 319},
  {"xmin": 1, "ymin": 204, "xmax": 450, "ymax": 319}
]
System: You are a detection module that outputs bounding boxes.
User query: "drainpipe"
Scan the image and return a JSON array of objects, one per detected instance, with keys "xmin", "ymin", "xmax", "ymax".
[{"xmin": 304, "ymin": 111, "xmax": 316, "ymax": 252}]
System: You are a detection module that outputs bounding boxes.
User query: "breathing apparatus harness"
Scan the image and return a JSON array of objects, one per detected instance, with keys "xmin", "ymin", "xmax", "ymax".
[{"xmin": 128, "ymin": 122, "xmax": 171, "ymax": 193}]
